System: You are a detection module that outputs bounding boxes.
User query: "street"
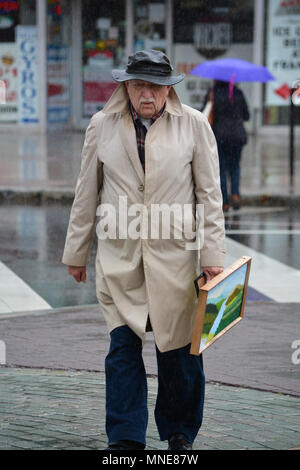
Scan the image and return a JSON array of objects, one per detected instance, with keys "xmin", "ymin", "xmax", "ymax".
[
  {"xmin": 0, "ymin": 0, "xmax": 300, "ymax": 453},
  {"xmin": 0, "ymin": 203, "xmax": 300, "ymax": 310},
  {"xmin": 0, "ymin": 132, "xmax": 299, "ymax": 451}
]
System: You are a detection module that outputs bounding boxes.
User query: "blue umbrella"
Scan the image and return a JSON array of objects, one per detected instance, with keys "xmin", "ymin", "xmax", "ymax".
[{"xmin": 190, "ymin": 58, "xmax": 275, "ymax": 83}]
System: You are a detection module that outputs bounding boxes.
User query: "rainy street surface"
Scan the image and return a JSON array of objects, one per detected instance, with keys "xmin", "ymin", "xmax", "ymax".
[
  {"xmin": 0, "ymin": 130, "xmax": 299, "ymax": 450},
  {"xmin": 0, "ymin": 129, "xmax": 299, "ymax": 309},
  {"xmin": 0, "ymin": 203, "xmax": 300, "ymax": 309},
  {"xmin": 0, "ymin": 203, "xmax": 98, "ymax": 311}
]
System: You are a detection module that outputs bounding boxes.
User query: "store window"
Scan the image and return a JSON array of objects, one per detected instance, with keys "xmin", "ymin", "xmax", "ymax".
[
  {"xmin": 0, "ymin": 0, "xmax": 38, "ymax": 124},
  {"xmin": 82, "ymin": 0, "xmax": 126, "ymax": 118},
  {"xmin": 173, "ymin": 0, "xmax": 254, "ymax": 110},
  {"xmin": 264, "ymin": 0, "xmax": 300, "ymax": 126},
  {"xmin": 133, "ymin": 0, "xmax": 167, "ymax": 53},
  {"xmin": 47, "ymin": 0, "xmax": 72, "ymax": 124}
]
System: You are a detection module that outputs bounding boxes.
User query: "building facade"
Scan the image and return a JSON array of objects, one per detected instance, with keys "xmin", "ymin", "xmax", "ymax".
[{"xmin": 0, "ymin": 0, "xmax": 299, "ymax": 133}]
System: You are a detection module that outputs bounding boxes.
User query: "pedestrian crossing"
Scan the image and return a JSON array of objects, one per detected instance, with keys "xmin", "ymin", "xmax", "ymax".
[
  {"xmin": 0, "ymin": 219, "xmax": 299, "ymax": 315},
  {"xmin": 225, "ymin": 237, "xmax": 300, "ymax": 302},
  {"xmin": 0, "ymin": 261, "xmax": 51, "ymax": 314}
]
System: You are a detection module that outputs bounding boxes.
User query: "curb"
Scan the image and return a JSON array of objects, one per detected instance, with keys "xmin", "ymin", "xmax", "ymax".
[
  {"xmin": 0, "ymin": 188, "xmax": 300, "ymax": 207},
  {"xmin": 0, "ymin": 189, "xmax": 74, "ymax": 205},
  {"xmin": 241, "ymin": 194, "xmax": 300, "ymax": 208}
]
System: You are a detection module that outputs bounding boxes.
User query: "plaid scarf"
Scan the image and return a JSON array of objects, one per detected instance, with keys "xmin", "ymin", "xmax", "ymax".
[{"xmin": 129, "ymin": 101, "xmax": 165, "ymax": 171}]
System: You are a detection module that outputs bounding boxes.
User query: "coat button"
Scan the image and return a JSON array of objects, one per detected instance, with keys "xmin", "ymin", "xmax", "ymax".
[{"xmin": 138, "ymin": 184, "xmax": 144, "ymax": 192}]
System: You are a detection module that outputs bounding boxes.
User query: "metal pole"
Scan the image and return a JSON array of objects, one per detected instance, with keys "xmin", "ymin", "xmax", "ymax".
[
  {"xmin": 289, "ymin": 87, "xmax": 295, "ymax": 190},
  {"xmin": 253, "ymin": 0, "xmax": 265, "ymax": 134},
  {"xmin": 72, "ymin": 0, "xmax": 82, "ymax": 129},
  {"xmin": 126, "ymin": 0, "xmax": 134, "ymax": 58},
  {"xmin": 166, "ymin": 0, "xmax": 173, "ymax": 61}
]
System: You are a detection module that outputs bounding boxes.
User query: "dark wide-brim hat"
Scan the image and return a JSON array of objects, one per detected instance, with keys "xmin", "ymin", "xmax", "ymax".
[{"xmin": 112, "ymin": 49, "xmax": 185, "ymax": 86}]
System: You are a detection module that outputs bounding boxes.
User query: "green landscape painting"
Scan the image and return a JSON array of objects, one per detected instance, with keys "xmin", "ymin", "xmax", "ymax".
[{"xmin": 199, "ymin": 263, "xmax": 247, "ymax": 351}]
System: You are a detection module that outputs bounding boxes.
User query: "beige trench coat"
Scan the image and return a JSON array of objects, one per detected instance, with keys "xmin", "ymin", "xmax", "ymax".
[{"xmin": 62, "ymin": 84, "xmax": 225, "ymax": 352}]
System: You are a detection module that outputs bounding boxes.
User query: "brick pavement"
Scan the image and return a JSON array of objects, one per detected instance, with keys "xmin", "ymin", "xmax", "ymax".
[
  {"xmin": 0, "ymin": 301, "xmax": 300, "ymax": 451},
  {"xmin": 0, "ymin": 367, "xmax": 299, "ymax": 450}
]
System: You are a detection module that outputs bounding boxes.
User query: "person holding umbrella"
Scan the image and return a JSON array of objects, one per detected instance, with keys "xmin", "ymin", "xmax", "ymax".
[
  {"xmin": 191, "ymin": 58, "xmax": 274, "ymax": 212},
  {"xmin": 202, "ymin": 79, "xmax": 250, "ymax": 211}
]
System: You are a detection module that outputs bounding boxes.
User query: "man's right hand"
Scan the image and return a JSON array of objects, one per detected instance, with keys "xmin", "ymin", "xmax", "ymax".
[{"xmin": 66, "ymin": 265, "xmax": 87, "ymax": 283}]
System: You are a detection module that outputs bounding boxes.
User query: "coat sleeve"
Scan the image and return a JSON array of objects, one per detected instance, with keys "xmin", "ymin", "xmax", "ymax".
[
  {"xmin": 192, "ymin": 115, "xmax": 226, "ymax": 268},
  {"xmin": 62, "ymin": 114, "xmax": 103, "ymax": 267}
]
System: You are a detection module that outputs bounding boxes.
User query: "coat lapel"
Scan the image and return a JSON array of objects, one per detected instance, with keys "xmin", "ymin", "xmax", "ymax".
[{"xmin": 119, "ymin": 112, "xmax": 145, "ymax": 184}]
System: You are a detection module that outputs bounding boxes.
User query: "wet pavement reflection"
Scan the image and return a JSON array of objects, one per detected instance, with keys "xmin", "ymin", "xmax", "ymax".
[
  {"xmin": 0, "ymin": 203, "xmax": 299, "ymax": 309},
  {"xmin": 1, "ymin": 129, "xmax": 300, "ymax": 310},
  {"xmin": 0, "ymin": 130, "xmax": 299, "ymax": 196},
  {"xmin": 224, "ymin": 206, "xmax": 300, "ymax": 269},
  {"xmin": 0, "ymin": 203, "xmax": 97, "ymax": 309}
]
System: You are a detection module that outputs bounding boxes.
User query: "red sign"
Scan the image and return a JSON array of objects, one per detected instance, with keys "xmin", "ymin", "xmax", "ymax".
[
  {"xmin": 275, "ymin": 83, "xmax": 291, "ymax": 100},
  {"xmin": 280, "ymin": 1, "xmax": 300, "ymax": 8},
  {"xmin": 0, "ymin": 1, "xmax": 18, "ymax": 12},
  {"xmin": 84, "ymin": 81, "xmax": 118, "ymax": 102}
]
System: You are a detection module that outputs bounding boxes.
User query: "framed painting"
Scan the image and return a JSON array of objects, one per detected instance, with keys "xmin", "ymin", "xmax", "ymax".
[{"xmin": 190, "ymin": 256, "xmax": 252, "ymax": 356}]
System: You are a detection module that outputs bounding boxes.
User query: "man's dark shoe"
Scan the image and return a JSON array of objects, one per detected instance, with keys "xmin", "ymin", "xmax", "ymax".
[
  {"xmin": 105, "ymin": 440, "xmax": 145, "ymax": 450},
  {"xmin": 168, "ymin": 433, "xmax": 192, "ymax": 450},
  {"xmin": 231, "ymin": 194, "xmax": 241, "ymax": 210}
]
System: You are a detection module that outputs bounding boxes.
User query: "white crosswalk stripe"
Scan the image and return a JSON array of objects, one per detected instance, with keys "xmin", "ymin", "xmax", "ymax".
[
  {"xmin": 226, "ymin": 237, "xmax": 300, "ymax": 303},
  {"xmin": 0, "ymin": 261, "xmax": 52, "ymax": 314}
]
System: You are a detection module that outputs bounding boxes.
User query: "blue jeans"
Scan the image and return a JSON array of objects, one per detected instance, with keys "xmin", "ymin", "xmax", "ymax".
[
  {"xmin": 105, "ymin": 325, "xmax": 205, "ymax": 446},
  {"xmin": 217, "ymin": 140, "xmax": 243, "ymax": 205}
]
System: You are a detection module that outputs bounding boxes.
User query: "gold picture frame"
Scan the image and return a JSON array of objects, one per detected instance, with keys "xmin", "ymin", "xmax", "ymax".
[{"xmin": 190, "ymin": 256, "xmax": 252, "ymax": 356}]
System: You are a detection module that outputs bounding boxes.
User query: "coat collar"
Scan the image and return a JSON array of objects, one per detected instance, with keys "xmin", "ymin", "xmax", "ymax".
[{"xmin": 102, "ymin": 83, "xmax": 183, "ymax": 117}]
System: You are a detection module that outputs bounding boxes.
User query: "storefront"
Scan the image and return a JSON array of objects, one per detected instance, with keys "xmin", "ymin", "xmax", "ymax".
[
  {"xmin": 78, "ymin": 0, "xmax": 256, "ymax": 130},
  {"xmin": 0, "ymin": 0, "xmax": 298, "ymax": 133},
  {"xmin": 264, "ymin": 0, "xmax": 300, "ymax": 127},
  {"xmin": 0, "ymin": 1, "xmax": 38, "ymax": 125}
]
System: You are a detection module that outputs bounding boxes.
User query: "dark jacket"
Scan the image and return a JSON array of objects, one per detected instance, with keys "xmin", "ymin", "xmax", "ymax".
[{"xmin": 203, "ymin": 81, "xmax": 250, "ymax": 146}]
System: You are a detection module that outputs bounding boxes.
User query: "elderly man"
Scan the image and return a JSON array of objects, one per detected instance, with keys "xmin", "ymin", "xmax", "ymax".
[{"xmin": 62, "ymin": 50, "xmax": 225, "ymax": 451}]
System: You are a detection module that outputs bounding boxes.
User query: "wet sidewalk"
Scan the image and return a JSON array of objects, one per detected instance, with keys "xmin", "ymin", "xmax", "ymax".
[
  {"xmin": 0, "ymin": 129, "xmax": 300, "ymax": 451},
  {"xmin": 1, "ymin": 367, "xmax": 299, "ymax": 450},
  {"xmin": 0, "ymin": 131, "xmax": 300, "ymax": 204},
  {"xmin": 0, "ymin": 301, "xmax": 299, "ymax": 450}
]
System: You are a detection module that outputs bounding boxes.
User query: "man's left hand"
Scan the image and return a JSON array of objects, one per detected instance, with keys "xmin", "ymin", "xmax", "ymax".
[{"xmin": 202, "ymin": 266, "xmax": 223, "ymax": 281}]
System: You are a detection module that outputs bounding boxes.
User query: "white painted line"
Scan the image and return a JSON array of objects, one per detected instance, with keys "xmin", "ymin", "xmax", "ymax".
[
  {"xmin": 225, "ymin": 237, "xmax": 300, "ymax": 303},
  {"xmin": 0, "ymin": 298, "xmax": 12, "ymax": 314},
  {"xmin": 226, "ymin": 207, "xmax": 287, "ymax": 216},
  {"xmin": 227, "ymin": 221, "xmax": 300, "ymax": 228},
  {"xmin": 226, "ymin": 230, "xmax": 300, "ymax": 235},
  {"xmin": 0, "ymin": 261, "xmax": 52, "ymax": 313}
]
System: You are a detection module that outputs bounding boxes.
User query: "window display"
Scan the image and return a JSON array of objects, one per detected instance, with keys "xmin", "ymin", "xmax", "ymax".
[
  {"xmin": 173, "ymin": 0, "xmax": 254, "ymax": 111},
  {"xmin": 0, "ymin": 0, "xmax": 37, "ymax": 123},
  {"xmin": 133, "ymin": 0, "xmax": 166, "ymax": 53},
  {"xmin": 264, "ymin": 0, "xmax": 300, "ymax": 125},
  {"xmin": 82, "ymin": 0, "xmax": 125, "ymax": 117},
  {"xmin": 47, "ymin": 0, "xmax": 71, "ymax": 124}
]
